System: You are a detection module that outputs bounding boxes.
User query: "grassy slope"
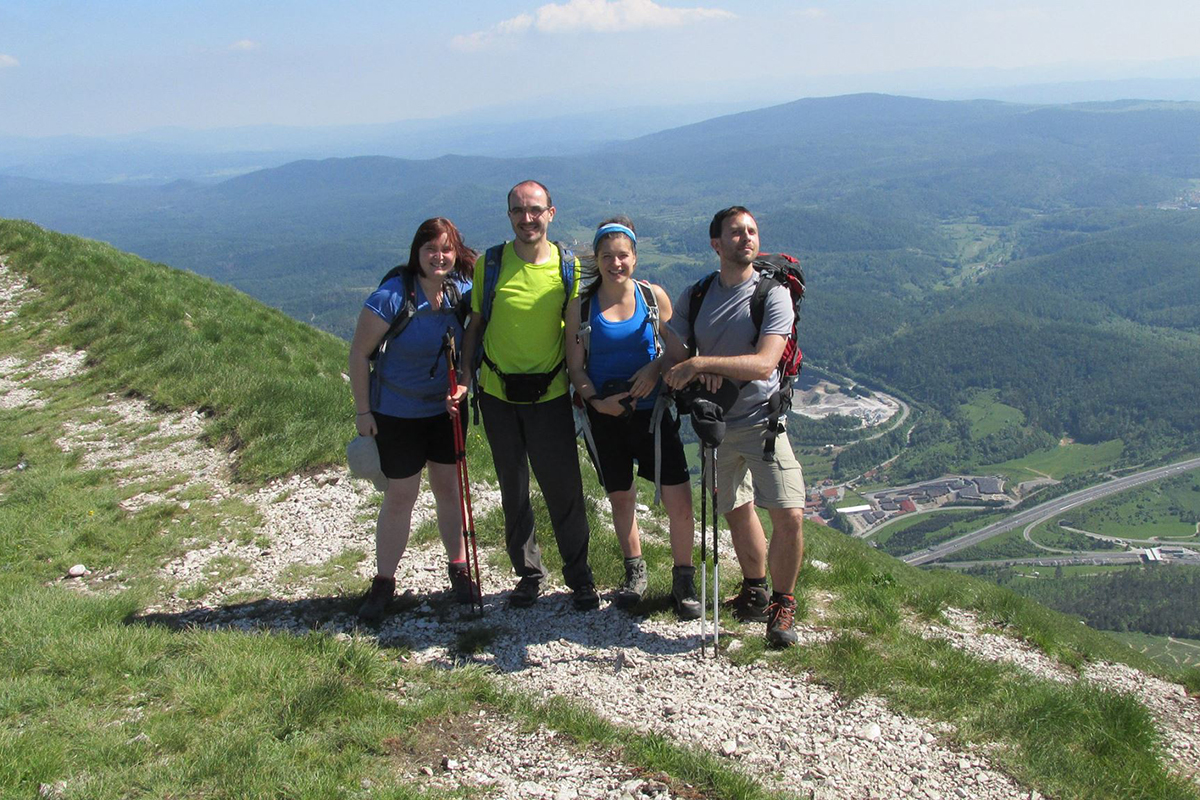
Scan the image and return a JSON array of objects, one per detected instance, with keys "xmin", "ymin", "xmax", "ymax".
[{"xmin": 2, "ymin": 220, "xmax": 1198, "ymax": 800}]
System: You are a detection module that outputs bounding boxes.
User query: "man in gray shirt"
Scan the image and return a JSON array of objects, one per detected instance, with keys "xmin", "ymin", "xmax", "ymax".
[{"xmin": 663, "ymin": 206, "xmax": 805, "ymax": 648}]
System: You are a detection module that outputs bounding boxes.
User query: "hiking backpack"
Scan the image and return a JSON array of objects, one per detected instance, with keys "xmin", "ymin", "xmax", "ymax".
[
  {"xmin": 685, "ymin": 253, "xmax": 806, "ymax": 460},
  {"xmin": 371, "ymin": 266, "xmax": 469, "ymax": 362},
  {"xmin": 471, "ymin": 241, "xmax": 576, "ymax": 415}
]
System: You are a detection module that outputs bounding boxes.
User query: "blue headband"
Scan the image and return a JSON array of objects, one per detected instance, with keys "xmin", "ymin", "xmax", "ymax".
[{"xmin": 593, "ymin": 223, "xmax": 636, "ymax": 252}]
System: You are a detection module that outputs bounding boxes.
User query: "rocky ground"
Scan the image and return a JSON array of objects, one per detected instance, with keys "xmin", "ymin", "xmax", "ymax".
[{"xmin": 3, "ymin": 256, "xmax": 1197, "ymax": 799}]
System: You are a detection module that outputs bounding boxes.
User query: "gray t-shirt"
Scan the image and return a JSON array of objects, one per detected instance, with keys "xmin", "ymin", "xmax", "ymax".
[{"xmin": 669, "ymin": 270, "xmax": 792, "ymax": 427}]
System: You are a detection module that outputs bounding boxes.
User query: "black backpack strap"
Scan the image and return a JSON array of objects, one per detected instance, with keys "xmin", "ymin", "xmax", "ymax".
[
  {"xmin": 685, "ymin": 272, "xmax": 718, "ymax": 356},
  {"xmin": 578, "ymin": 293, "xmax": 593, "ymax": 372},
  {"xmin": 375, "ymin": 270, "xmax": 418, "ymax": 355}
]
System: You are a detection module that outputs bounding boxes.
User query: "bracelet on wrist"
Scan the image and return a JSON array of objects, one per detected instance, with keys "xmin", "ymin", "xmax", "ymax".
[{"xmin": 356, "ymin": 411, "xmax": 372, "ymax": 417}]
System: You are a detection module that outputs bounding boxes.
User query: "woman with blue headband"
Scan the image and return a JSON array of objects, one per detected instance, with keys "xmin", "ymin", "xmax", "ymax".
[{"xmin": 565, "ymin": 216, "xmax": 700, "ymax": 619}]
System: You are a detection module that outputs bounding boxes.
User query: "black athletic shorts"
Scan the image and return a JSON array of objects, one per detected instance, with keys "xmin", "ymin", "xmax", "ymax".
[
  {"xmin": 584, "ymin": 404, "xmax": 690, "ymax": 494},
  {"xmin": 374, "ymin": 410, "xmax": 458, "ymax": 480}
]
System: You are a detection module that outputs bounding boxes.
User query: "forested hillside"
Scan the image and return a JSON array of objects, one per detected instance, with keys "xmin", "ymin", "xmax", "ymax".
[{"xmin": 1, "ymin": 93, "xmax": 1198, "ymax": 475}]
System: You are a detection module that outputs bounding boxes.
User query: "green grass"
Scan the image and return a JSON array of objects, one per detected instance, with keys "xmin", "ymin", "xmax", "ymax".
[
  {"xmin": 990, "ymin": 439, "xmax": 1126, "ymax": 483},
  {"xmin": 870, "ymin": 509, "xmax": 1006, "ymax": 558},
  {"xmin": 793, "ymin": 445, "xmax": 836, "ymax": 482},
  {"xmin": 1024, "ymin": 519, "xmax": 1123, "ymax": 552},
  {"xmin": 4, "ymin": 221, "xmax": 1199, "ymax": 800},
  {"xmin": 1107, "ymin": 631, "xmax": 1200, "ymax": 672},
  {"xmin": 1057, "ymin": 469, "xmax": 1200, "ymax": 541},
  {"xmin": 787, "ymin": 528, "xmax": 1197, "ymax": 799},
  {"xmin": 1008, "ymin": 563, "xmax": 1135, "ymax": 579},
  {"xmin": 0, "ymin": 220, "xmax": 353, "ymax": 483},
  {"xmin": 951, "ymin": 525, "xmax": 1050, "ymax": 561},
  {"xmin": 959, "ymin": 389, "xmax": 1024, "ymax": 439},
  {"xmin": 1, "ymin": 578, "xmax": 788, "ymax": 800}
]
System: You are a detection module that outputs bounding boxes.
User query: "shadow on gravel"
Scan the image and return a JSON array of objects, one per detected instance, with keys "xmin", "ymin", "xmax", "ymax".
[{"xmin": 126, "ymin": 585, "xmax": 701, "ymax": 672}]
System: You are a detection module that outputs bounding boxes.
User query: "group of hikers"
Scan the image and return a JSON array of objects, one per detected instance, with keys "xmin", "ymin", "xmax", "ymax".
[{"xmin": 347, "ymin": 180, "xmax": 806, "ymax": 648}]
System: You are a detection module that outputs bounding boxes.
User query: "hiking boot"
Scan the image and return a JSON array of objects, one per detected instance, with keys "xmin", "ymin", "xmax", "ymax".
[
  {"xmin": 508, "ymin": 575, "xmax": 541, "ymax": 608},
  {"xmin": 572, "ymin": 583, "xmax": 601, "ymax": 611},
  {"xmin": 448, "ymin": 561, "xmax": 479, "ymax": 605},
  {"xmin": 357, "ymin": 575, "xmax": 395, "ymax": 623},
  {"xmin": 766, "ymin": 593, "xmax": 798, "ymax": 648},
  {"xmin": 725, "ymin": 581, "xmax": 769, "ymax": 623},
  {"xmin": 671, "ymin": 565, "xmax": 702, "ymax": 620},
  {"xmin": 614, "ymin": 556, "xmax": 648, "ymax": 609}
]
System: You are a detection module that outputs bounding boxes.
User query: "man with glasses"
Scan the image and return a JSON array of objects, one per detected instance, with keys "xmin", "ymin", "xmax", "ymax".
[{"xmin": 454, "ymin": 180, "xmax": 598, "ymax": 610}]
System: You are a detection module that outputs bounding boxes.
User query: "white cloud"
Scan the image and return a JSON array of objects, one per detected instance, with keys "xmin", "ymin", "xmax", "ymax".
[
  {"xmin": 453, "ymin": 0, "xmax": 734, "ymax": 50},
  {"xmin": 229, "ymin": 39, "xmax": 261, "ymax": 52},
  {"xmin": 0, "ymin": 54, "xmax": 19, "ymax": 68}
]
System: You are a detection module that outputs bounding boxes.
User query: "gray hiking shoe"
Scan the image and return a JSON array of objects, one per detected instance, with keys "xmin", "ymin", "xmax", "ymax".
[
  {"xmin": 671, "ymin": 565, "xmax": 701, "ymax": 620},
  {"xmin": 615, "ymin": 556, "xmax": 648, "ymax": 609},
  {"xmin": 357, "ymin": 575, "xmax": 395, "ymax": 623},
  {"xmin": 725, "ymin": 581, "xmax": 770, "ymax": 623}
]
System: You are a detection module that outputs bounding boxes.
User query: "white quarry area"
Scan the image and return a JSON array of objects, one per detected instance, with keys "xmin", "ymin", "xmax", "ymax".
[{"xmin": 793, "ymin": 377, "xmax": 901, "ymax": 428}]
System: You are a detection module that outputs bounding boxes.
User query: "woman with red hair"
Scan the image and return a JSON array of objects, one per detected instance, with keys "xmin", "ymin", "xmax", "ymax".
[{"xmin": 348, "ymin": 217, "xmax": 477, "ymax": 622}]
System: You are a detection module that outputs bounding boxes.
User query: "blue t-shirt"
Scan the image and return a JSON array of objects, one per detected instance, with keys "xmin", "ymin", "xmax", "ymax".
[
  {"xmin": 365, "ymin": 275, "xmax": 471, "ymax": 418},
  {"xmin": 585, "ymin": 285, "xmax": 659, "ymax": 411}
]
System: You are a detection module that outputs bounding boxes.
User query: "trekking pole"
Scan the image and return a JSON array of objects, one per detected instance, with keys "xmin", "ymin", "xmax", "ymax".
[
  {"xmin": 444, "ymin": 329, "xmax": 484, "ymax": 613},
  {"xmin": 710, "ymin": 446, "xmax": 719, "ymax": 654},
  {"xmin": 698, "ymin": 442, "xmax": 709, "ymax": 656}
]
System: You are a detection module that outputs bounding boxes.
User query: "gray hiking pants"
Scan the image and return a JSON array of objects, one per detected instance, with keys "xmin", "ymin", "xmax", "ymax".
[{"xmin": 479, "ymin": 392, "xmax": 593, "ymax": 590}]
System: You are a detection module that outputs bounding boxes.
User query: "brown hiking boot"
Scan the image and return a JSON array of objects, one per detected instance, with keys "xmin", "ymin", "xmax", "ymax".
[
  {"xmin": 725, "ymin": 581, "xmax": 769, "ymax": 623},
  {"xmin": 357, "ymin": 575, "xmax": 395, "ymax": 623},
  {"xmin": 766, "ymin": 593, "xmax": 798, "ymax": 648},
  {"xmin": 448, "ymin": 561, "xmax": 479, "ymax": 605}
]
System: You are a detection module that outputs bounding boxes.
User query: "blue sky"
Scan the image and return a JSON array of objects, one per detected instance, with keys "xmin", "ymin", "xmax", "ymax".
[{"xmin": 2, "ymin": 0, "xmax": 1199, "ymax": 137}]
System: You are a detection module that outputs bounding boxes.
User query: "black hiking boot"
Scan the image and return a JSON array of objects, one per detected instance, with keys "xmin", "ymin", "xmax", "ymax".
[
  {"xmin": 615, "ymin": 556, "xmax": 648, "ymax": 609},
  {"xmin": 357, "ymin": 575, "xmax": 395, "ymax": 623},
  {"xmin": 766, "ymin": 593, "xmax": 798, "ymax": 648},
  {"xmin": 725, "ymin": 580, "xmax": 769, "ymax": 623},
  {"xmin": 508, "ymin": 575, "xmax": 541, "ymax": 608},
  {"xmin": 448, "ymin": 561, "xmax": 479, "ymax": 605},
  {"xmin": 671, "ymin": 565, "xmax": 701, "ymax": 620},
  {"xmin": 572, "ymin": 583, "xmax": 601, "ymax": 611}
]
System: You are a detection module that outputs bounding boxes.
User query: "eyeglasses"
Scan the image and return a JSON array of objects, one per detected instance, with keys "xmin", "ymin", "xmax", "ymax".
[{"xmin": 508, "ymin": 205, "xmax": 550, "ymax": 219}]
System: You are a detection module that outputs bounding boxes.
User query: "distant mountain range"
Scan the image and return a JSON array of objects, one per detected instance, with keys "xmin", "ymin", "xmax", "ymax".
[
  {"xmin": 2, "ymin": 92, "xmax": 1198, "ymax": 471},
  {"xmin": 0, "ymin": 101, "xmax": 762, "ymax": 186}
]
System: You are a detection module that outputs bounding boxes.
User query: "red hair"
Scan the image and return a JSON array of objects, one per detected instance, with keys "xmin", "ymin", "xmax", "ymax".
[{"xmin": 405, "ymin": 217, "xmax": 476, "ymax": 280}]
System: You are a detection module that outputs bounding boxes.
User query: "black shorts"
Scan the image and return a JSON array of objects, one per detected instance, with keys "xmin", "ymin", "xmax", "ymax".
[
  {"xmin": 584, "ymin": 405, "xmax": 690, "ymax": 494},
  {"xmin": 374, "ymin": 411, "xmax": 458, "ymax": 480}
]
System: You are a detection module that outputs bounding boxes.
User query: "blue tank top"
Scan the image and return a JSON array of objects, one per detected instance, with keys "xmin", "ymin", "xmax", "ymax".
[{"xmin": 586, "ymin": 285, "xmax": 659, "ymax": 410}]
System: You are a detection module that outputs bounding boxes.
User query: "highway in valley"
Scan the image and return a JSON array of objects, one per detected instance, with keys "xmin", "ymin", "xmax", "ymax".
[{"xmin": 902, "ymin": 456, "xmax": 1200, "ymax": 566}]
